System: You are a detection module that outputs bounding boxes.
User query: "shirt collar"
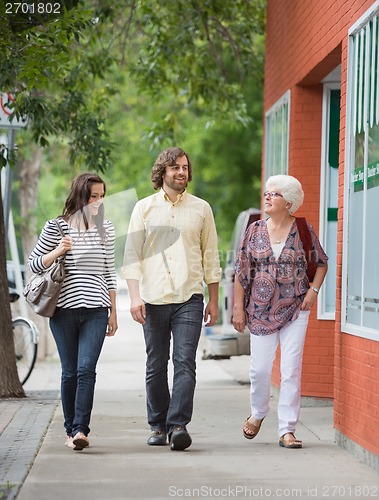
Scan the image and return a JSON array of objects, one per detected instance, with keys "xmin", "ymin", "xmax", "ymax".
[{"xmin": 160, "ymin": 188, "xmax": 186, "ymax": 205}]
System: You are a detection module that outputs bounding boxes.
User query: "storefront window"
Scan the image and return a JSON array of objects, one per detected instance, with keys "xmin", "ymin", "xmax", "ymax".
[{"xmin": 344, "ymin": 9, "xmax": 379, "ymax": 340}]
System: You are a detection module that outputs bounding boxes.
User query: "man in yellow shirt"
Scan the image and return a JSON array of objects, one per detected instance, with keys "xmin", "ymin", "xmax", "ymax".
[{"xmin": 122, "ymin": 146, "xmax": 221, "ymax": 451}]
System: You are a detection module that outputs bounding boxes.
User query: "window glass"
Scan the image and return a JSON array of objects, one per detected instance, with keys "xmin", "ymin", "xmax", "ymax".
[
  {"xmin": 265, "ymin": 91, "xmax": 290, "ymax": 179},
  {"xmin": 322, "ymin": 88, "xmax": 340, "ymax": 316},
  {"xmin": 345, "ymin": 12, "xmax": 379, "ymax": 339},
  {"xmin": 363, "ymin": 122, "xmax": 379, "ymax": 328},
  {"xmin": 346, "ymin": 133, "xmax": 365, "ymax": 325}
]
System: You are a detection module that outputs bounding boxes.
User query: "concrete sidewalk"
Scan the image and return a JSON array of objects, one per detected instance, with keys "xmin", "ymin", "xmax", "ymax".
[{"xmin": 1, "ymin": 310, "xmax": 378, "ymax": 500}]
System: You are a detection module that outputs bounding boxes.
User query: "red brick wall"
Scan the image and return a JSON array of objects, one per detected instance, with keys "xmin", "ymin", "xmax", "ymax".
[
  {"xmin": 334, "ymin": 335, "xmax": 379, "ymax": 455},
  {"xmin": 264, "ymin": 0, "xmax": 375, "ymax": 110},
  {"xmin": 265, "ymin": 0, "xmax": 379, "ymax": 456},
  {"xmin": 334, "ymin": 37, "xmax": 379, "ymax": 457}
]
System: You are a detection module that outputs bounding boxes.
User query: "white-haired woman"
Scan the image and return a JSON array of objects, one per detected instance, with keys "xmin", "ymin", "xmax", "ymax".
[{"xmin": 232, "ymin": 175, "xmax": 328, "ymax": 449}]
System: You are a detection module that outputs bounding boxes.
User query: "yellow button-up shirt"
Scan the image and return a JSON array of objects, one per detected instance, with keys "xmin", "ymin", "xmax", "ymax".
[{"xmin": 121, "ymin": 189, "xmax": 221, "ymax": 305}]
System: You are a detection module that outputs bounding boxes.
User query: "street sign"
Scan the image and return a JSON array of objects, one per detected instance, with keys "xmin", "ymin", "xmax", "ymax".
[{"xmin": 0, "ymin": 92, "xmax": 28, "ymax": 129}]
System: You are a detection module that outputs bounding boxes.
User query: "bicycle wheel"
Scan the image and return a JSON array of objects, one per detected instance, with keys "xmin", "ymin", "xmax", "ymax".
[{"xmin": 12, "ymin": 318, "xmax": 38, "ymax": 385}]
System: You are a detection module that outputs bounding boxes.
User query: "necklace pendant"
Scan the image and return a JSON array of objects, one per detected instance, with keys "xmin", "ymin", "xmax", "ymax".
[{"xmin": 276, "ymin": 240, "xmax": 281, "ymax": 244}]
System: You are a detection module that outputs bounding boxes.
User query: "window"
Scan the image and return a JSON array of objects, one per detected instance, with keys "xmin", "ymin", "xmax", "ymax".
[
  {"xmin": 264, "ymin": 91, "xmax": 290, "ymax": 180},
  {"xmin": 343, "ymin": 3, "xmax": 379, "ymax": 341},
  {"xmin": 319, "ymin": 82, "xmax": 340, "ymax": 320}
]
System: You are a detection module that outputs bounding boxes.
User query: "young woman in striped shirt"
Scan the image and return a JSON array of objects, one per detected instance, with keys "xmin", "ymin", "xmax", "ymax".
[{"xmin": 28, "ymin": 172, "xmax": 118, "ymax": 451}]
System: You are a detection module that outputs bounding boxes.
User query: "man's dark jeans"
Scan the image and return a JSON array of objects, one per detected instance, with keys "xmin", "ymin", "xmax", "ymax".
[
  {"xmin": 50, "ymin": 307, "xmax": 108, "ymax": 437},
  {"xmin": 143, "ymin": 294, "xmax": 204, "ymax": 433}
]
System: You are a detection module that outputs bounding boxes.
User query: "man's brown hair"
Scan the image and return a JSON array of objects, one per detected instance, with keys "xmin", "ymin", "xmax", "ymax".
[{"xmin": 151, "ymin": 147, "xmax": 192, "ymax": 190}]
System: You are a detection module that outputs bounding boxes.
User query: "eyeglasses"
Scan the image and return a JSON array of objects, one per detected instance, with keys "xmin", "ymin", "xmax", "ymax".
[{"xmin": 263, "ymin": 191, "xmax": 284, "ymax": 199}]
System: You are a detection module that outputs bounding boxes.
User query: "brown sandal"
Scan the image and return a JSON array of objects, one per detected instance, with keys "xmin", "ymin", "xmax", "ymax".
[
  {"xmin": 242, "ymin": 416, "xmax": 265, "ymax": 440},
  {"xmin": 279, "ymin": 432, "xmax": 302, "ymax": 449}
]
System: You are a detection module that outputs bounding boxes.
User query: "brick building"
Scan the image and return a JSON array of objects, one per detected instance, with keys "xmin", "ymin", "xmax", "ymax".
[{"xmin": 263, "ymin": 0, "xmax": 379, "ymax": 468}]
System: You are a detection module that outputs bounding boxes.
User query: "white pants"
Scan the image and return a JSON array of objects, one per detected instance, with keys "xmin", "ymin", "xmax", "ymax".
[{"xmin": 249, "ymin": 310, "xmax": 310, "ymax": 438}]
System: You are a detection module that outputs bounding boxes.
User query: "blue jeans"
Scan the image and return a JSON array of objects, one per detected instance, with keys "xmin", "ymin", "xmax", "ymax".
[
  {"xmin": 50, "ymin": 307, "xmax": 108, "ymax": 437},
  {"xmin": 143, "ymin": 294, "xmax": 204, "ymax": 434}
]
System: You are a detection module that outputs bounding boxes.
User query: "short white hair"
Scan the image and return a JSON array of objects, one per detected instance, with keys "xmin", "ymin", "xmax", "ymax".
[{"xmin": 266, "ymin": 175, "xmax": 304, "ymax": 214}]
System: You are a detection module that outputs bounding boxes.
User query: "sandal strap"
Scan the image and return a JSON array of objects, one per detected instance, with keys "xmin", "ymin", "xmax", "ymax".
[
  {"xmin": 281, "ymin": 433, "xmax": 302, "ymax": 444},
  {"xmin": 243, "ymin": 416, "xmax": 264, "ymax": 435},
  {"xmin": 244, "ymin": 420, "xmax": 260, "ymax": 433}
]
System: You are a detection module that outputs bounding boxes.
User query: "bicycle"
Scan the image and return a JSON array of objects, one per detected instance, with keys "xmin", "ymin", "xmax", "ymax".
[{"xmin": 9, "ymin": 288, "xmax": 39, "ymax": 385}]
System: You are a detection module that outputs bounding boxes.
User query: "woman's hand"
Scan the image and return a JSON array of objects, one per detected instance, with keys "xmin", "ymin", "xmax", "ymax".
[
  {"xmin": 233, "ymin": 278, "xmax": 247, "ymax": 332},
  {"xmin": 106, "ymin": 312, "xmax": 118, "ymax": 336},
  {"xmin": 57, "ymin": 236, "xmax": 73, "ymax": 256},
  {"xmin": 42, "ymin": 236, "xmax": 73, "ymax": 268},
  {"xmin": 302, "ymin": 265, "xmax": 327, "ymax": 311},
  {"xmin": 232, "ymin": 307, "xmax": 246, "ymax": 333},
  {"xmin": 301, "ymin": 288, "xmax": 318, "ymax": 311},
  {"xmin": 107, "ymin": 291, "xmax": 118, "ymax": 336}
]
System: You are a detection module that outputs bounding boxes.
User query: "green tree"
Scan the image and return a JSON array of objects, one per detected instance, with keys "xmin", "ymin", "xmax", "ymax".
[
  {"xmin": 0, "ymin": 0, "xmax": 266, "ymax": 397},
  {"xmin": 1, "ymin": 1, "xmax": 113, "ymax": 398}
]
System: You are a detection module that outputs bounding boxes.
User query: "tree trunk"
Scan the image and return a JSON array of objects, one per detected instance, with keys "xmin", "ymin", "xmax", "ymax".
[
  {"xmin": 19, "ymin": 146, "xmax": 43, "ymax": 267},
  {"xmin": 0, "ymin": 173, "xmax": 25, "ymax": 398},
  {"xmin": 18, "ymin": 147, "xmax": 51, "ymax": 358}
]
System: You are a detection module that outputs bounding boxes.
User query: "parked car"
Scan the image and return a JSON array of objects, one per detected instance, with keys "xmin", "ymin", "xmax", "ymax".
[{"xmin": 203, "ymin": 208, "xmax": 261, "ymax": 359}]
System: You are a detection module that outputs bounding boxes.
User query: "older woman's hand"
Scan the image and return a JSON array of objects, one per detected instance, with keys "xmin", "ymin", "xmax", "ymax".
[
  {"xmin": 232, "ymin": 308, "xmax": 246, "ymax": 333},
  {"xmin": 301, "ymin": 288, "xmax": 318, "ymax": 311}
]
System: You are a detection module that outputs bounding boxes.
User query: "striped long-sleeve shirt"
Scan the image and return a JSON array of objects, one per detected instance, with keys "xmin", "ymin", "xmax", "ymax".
[{"xmin": 28, "ymin": 218, "xmax": 117, "ymax": 309}]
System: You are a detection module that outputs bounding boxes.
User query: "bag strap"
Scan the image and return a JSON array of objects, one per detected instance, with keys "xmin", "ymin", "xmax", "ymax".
[
  {"xmin": 296, "ymin": 217, "xmax": 317, "ymax": 281},
  {"xmin": 53, "ymin": 219, "xmax": 66, "ymax": 262},
  {"xmin": 296, "ymin": 217, "xmax": 312, "ymax": 257},
  {"xmin": 53, "ymin": 218, "xmax": 65, "ymax": 238}
]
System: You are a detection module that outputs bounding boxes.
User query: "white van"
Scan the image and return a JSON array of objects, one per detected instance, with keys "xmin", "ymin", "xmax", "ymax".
[{"xmin": 203, "ymin": 208, "xmax": 261, "ymax": 359}]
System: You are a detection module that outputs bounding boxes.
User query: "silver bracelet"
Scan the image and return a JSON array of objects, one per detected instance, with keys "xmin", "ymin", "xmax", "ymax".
[{"xmin": 310, "ymin": 286, "xmax": 319, "ymax": 294}]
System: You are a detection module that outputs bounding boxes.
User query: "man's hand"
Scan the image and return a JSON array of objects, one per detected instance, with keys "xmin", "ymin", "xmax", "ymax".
[
  {"xmin": 204, "ymin": 301, "xmax": 219, "ymax": 327},
  {"xmin": 130, "ymin": 297, "xmax": 146, "ymax": 325}
]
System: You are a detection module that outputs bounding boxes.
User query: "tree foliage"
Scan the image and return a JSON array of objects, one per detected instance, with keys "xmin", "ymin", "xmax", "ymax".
[
  {"xmin": 0, "ymin": 1, "xmax": 114, "ymax": 171},
  {"xmin": 0, "ymin": 0, "xmax": 265, "ymax": 167},
  {"xmin": 0, "ymin": 0, "xmax": 266, "ymax": 396}
]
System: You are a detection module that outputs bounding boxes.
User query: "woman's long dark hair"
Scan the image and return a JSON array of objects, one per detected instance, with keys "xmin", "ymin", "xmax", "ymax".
[{"xmin": 60, "ymin": 172, "xmax": 107, "ymax": 240}]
